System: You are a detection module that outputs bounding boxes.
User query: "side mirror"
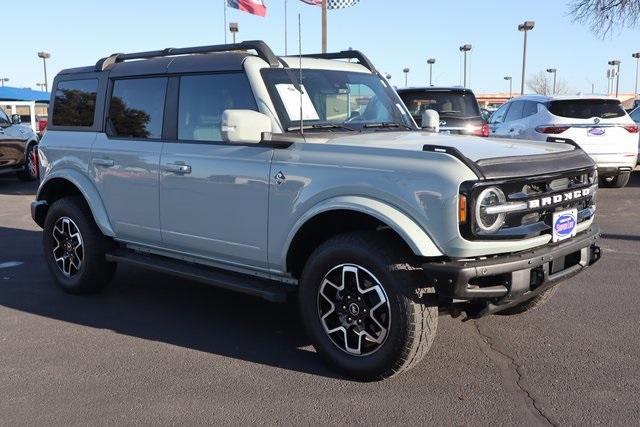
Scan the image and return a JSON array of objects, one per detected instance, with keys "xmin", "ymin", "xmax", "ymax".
[
  {"xmin": 421, "ymin": 109, "xmax": 440, "ymax": 133},
  {"xmin": 221, "ymin": 110, "xmax": 272, "ymax": 144},
  {"xmin": 11, "ymin": 114, "xmax": 21, "ymax": 125}
]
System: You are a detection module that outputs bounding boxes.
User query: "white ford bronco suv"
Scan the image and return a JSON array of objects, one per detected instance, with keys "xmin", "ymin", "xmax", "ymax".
[{"xmin": 31, "ymin": 41, "xmax": 601, "ymax": 381}]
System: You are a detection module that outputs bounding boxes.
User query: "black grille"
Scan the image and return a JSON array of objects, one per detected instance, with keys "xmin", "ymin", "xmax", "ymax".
[{"xmin": 460, "ymin": 167, "xmax": 597, "ymax": 240}]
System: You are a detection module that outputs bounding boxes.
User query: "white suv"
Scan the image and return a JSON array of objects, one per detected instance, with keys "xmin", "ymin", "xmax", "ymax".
[{"xmin": 488, "ymin": 95, "xmax": 638, "ymax": 188}]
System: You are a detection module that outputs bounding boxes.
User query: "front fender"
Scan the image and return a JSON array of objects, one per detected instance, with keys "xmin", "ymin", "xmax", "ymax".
[
  {"xmin": 37, "ymin": 169, "xmax": 114, "ymax": 237},
  {"xmin": 282, "ymin": 196, "xmax": 443, "ymax": 268}
]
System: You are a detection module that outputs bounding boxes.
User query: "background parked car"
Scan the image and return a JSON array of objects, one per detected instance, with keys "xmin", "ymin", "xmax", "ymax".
[
  {"xmin": 0, "ymin": 107, "xmax": 39, "ymax": 181},
  {"xmin": 397, "ymin": 87, "xmax": 489, "ymax": 136},
  {"xmin": 488, "ymin": 95, "xmax": 638, "ymax": 188},
  {"xmin": 630, "ymin": 106, "xmax": 640, "ymax": 165}
]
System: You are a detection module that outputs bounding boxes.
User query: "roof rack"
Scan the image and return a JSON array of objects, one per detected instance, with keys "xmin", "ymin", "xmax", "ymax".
[
  {"xmin": 299, "ymin": 50, "xmax": 377, "ymax": 73},
  {"xmin": 95, "ymin": 40, "xmax": 280, "ymax": 72}
]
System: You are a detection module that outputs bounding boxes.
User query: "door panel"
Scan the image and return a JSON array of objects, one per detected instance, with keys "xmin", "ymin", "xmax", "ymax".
[
  {"xmin": 159, "ymin": 142, "xmax": 272, "ymax": 269},
  {"xmin": 0, "ymin": 111, "xmax": 27, "ymax": 169},
  {"xmin": 91, "ymin": 134, "xmax": 162, "ymax": 244}
]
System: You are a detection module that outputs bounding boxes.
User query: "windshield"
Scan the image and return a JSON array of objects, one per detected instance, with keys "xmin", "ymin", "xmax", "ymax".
[
  {"xmin": 398, "ymin": 90, "xmax": 481, "ymax": 125},
  {"xmin": 547, "ymin": 99, "xmax": 626, "ymax": 119},
  {"xmin": 262, "ymin": 69, "xmax": 415, "ymax": 131}
]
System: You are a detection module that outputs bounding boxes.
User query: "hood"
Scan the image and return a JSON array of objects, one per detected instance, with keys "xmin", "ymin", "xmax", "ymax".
[
  {"xmin": 315, "ymin": 131, "xmax": 574, "ymax": 162},
  {"xmin": 305, "ymin": 131, "xmax": 595, "ymax": 179}
]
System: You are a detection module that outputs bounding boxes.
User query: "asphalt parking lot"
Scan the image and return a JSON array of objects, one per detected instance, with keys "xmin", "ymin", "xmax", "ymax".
[{"xmin": 1, "ymin": 172, "xmax": 639, "ymax": 425}]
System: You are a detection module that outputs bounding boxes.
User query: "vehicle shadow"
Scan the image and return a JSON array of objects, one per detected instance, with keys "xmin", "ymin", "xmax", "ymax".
[
  {"xmin": 0, "ymin": 226, "xmax": 341, "ymax": 380},
  {"xmin": 625, "ymin": 170, "xmax": 640, "ymax": 188},
  {"xmin": 0, "ymin": 176, "xmax": 38, "ymax": 196}
]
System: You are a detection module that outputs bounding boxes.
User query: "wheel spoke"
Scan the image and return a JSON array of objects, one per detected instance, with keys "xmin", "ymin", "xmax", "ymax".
[
  {"xmin": 317, "ymin": 263, "xmax": 391, "ymax": 356},
  {"xmin": 50, "ymin": 216, "xmax": 83, "ymax": 278}
]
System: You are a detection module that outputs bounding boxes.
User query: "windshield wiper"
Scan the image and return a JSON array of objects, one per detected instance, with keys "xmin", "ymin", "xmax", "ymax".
[
  {"xmin": 287, "ymin": 123, "xmax": 357, "ymax": 132},
  {"xmin": 362, "ymin": 122, "xmax": 414, "ymax": 130}
]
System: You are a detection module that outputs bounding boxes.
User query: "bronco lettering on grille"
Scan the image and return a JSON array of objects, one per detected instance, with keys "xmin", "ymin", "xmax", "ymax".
[{"xmin": 527, "ymin": 188, "xmax": 590, "ymax": 209}]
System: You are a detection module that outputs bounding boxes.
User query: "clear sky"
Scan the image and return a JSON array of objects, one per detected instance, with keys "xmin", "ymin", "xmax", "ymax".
[{"xmin": 4, "ymin": 0, "xmax": 639, "ymax": 94}]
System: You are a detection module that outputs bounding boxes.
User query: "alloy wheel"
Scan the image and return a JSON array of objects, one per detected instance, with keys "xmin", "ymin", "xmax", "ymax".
[
  {"xmin": 317, "ymin": 264, "xmax": 391, "ymax": 356},
  {"xmin": 52, "ymin": 217, "xmax": 84, "ymax": 277}
]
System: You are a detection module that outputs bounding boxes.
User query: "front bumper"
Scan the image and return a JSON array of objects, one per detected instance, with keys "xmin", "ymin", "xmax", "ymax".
[{"xmin": 423, "ymin": 226, "xmax": 601, "ymax": 317}]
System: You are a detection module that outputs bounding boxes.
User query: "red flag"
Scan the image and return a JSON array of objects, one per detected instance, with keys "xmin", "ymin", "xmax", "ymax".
[{"xmin": 227, "ymin": 0, "xmax": 267, "ymax": 17}]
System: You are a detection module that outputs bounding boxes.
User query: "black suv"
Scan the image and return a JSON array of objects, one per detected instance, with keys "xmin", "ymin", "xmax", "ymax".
[
  {"xmin": 0, "ymin": 107, "xmax": 39, "ymax": 181},
  {"xmin": 397, "ymin": 87, "xmax": 488, "ymax": 137}
]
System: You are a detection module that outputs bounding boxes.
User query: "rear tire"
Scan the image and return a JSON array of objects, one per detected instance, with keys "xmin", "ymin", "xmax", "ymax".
[
  {"xmin": 43, "ymin": 196, "xmax": 116, "ymax": 294},
  {"xmin": 599, "ymin": 172, "xmax": 630, "ymax": 188},
  {"xmin": 494, "ymin": 286, "xmax": 559, "ymax": 316},
  {"xmin": 298, "ymin": 231, "xmax": 438, "ymax": 381},
  {"xmin": 17, "ymin": 143, "xmax": 38, "ymax": 181}
]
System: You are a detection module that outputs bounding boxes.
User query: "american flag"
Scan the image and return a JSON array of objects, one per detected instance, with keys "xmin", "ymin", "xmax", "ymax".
[{"xmin": 300, "ymin": 0, "xmax": 360, "ymax": 9}]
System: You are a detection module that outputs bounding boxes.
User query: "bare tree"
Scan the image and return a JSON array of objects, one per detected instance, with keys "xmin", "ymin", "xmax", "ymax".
[
  {"xmin": 568, "ymin": 0, "xmax": 640, "ymax": 37},
  {"xmin": 526, "ymin": 71, "xmax": 571, "ymax": 95}
]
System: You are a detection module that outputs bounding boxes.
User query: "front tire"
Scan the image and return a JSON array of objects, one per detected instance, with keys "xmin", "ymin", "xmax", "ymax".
[
  {"xmin": 43, "ymin": 196, "xmax": 116, "ymax": 294},
  {"xmin": 599, "ymin": 172, "xmax": 630, "ymax": 188},
  {"xmin": 299, "ymin": 232, "xmax": 438, "ymax": 381}
]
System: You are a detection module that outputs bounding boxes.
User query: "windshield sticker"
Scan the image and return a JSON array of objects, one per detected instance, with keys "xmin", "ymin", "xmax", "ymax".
[{"xmin": 275, "ymin": 84, "xmax": 320, "ymax": 121}]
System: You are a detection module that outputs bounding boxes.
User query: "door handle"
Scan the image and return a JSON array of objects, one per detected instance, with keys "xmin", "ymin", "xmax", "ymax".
[
  {"xmin": 92, "ymin": 158, "xmax": 115, "ymax": 167},
  {"xmin": 163, "ymin": 163, "xmax": 192, "ymax": 175}
]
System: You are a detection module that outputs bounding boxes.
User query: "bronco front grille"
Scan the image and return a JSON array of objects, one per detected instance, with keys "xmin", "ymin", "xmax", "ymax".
[{"xmin": 459, "ymin": 167, "xmax": 597, "ymax": 240}]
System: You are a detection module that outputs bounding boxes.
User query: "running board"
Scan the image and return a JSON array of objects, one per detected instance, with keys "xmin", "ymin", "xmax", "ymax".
[{"xmin": 105, "ymin": 249, "xmax": 294, "ymax": 303}]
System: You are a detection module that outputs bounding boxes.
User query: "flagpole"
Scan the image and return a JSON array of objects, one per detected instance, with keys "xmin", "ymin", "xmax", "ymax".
[
  {"xmin": 224, "ymin": 0, "xmax": 228, "ymax": 43},
  {"xmin": 321, "ymin": 0, "xmax": 327, "ymax": 53},
  {"xmin": 284, "ymin": 0, "xmax": 288, "ymax": 55}
]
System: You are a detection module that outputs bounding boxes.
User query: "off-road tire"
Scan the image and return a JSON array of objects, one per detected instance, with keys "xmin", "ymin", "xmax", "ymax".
[
  {"xmin": 43, "ymin": 196, "xmax": 116, "ymax": 294},
  {"xmin": 17, "ymin": 143, "xmax": 38, "ymax": 181},
  {"xmin": 599, "ymin": 172, "xmax": 630, "ymax": 188},
  {"xmin": 494, "ymin": 286, "xmax": 559, "ymax": 316},
  {"xmin": 298, "ymin": 231, "xmax": 438, "ymax": 381}
]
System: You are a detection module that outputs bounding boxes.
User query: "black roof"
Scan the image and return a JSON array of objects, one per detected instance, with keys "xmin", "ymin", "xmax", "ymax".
[
  {"xmin": 59, "ymin": 51, "xmax": 254, "ymax": 77},
  {"xmin": 56, "ymin": 40, "xmax": 378, "ymax": 78}
]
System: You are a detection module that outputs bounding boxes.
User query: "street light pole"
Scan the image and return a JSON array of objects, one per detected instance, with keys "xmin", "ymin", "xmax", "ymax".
[
  {"xmin": 633, "ymin": 52, "xmax": 640, "ymax": 98},
  {"xmin": 546, "ymin": 68, "xmax": 557, "ymax": 95},
  {"xmin": 36, "ymin": 83, "xmax": 46, "ymax": 91},
  {"xmin": 459, "ymin": 44, "xmax": 472, "ymax": 88},
  {"xmin": 427, "ymin": 58, "xmax": 435, "ymax": 86},
  {"xmin": 518, "ymin": 21, "xmax": 535, "ymax": 95},
  {"xmin": 504, "ymin": 76, "xmax": 512, "ymax": 98},
  {"xmin": 608, "ymin": 60, "xmax": 621, "ymax": 97},
  {"xmin": 0, "ymin": 78, "xmax": 8, "ymax": 87},
  {"xmin": 37, "ymin": 51, "xmax": 51, "ymax": 92},
  {"xmin": 403, "ymin": 68, "xmax": 410, "ymax": 88}
]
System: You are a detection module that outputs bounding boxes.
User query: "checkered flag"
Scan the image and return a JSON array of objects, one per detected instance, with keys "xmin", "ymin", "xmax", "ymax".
[{"xmin": 300, "ymin": 0, "xmax": 360, "ymax": 9}]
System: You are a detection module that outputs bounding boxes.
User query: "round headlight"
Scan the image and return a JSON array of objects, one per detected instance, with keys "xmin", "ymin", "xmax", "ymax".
[{"xmin": 475, "ymin": 187, "xmax": 506, "ymax": 232}]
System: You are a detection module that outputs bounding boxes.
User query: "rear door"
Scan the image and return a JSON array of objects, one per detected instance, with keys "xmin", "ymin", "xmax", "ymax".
[
  {"xmin": 159, "ymin": 72, "xmax": 272, "ymax": 270},
  {"xmin": 91, "ymin": 77, "xmax": 167, "ymax": 245}
]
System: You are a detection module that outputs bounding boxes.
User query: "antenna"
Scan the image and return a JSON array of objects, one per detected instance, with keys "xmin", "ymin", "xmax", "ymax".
[{"xmin": 298, "ymin": 13, "xmax": 304, "ymax": 135}]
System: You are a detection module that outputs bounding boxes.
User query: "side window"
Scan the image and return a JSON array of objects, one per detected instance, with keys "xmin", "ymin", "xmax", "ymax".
[
  {"xmin": 504, "ymin": 101, "xmax": 524, "ymax": 122},
  {"xmin": 522, "ymin": 101, "xmax": 539, "ymax": 118},
  {"xmin": 178, "ymin": 73, "xmax": 257, "ymax": 142},
  {"xmin": 108, "ymin": 77, "xmax": 167, "ymax": 139},
  {"xmin": 0, "ymin": 108, "xmax": 9, "ymax": 126},
  {"xmin": 630, "ymin": 108, "xmax": 640, "ymax": 123},
  {"xmin": 51, "ymin": 79, "xmax": 99, "ymax": 127},
  {"xmin": 490, "ymin": 102, "xmax": 510, "ymax": 124}
]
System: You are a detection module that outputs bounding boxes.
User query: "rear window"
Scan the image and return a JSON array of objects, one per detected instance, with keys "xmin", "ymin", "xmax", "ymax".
[
  {"xmin": 399, "ymin": 90, "xmax": 481, "ymax": 123},
  {"xmin": 108, "ymin": 77, "xmax": 167, "ymax": 139},
  {"xmin": 547, "ymin": 99, "xmax": 626, "ymax": 119},
  {"xmin": 52, "ymin": 79, "xmax": 99, "ymax": 127}
]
